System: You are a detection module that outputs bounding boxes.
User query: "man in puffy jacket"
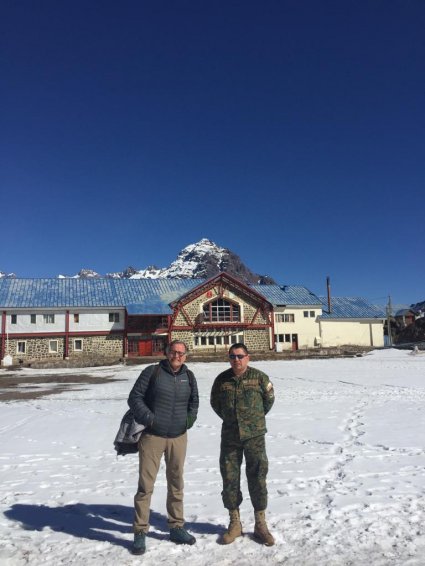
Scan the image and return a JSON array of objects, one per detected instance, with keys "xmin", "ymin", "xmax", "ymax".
[
  {"xmin": 210, "ymin": 343, "xmax": 275, "ymax": 546},
  {"xmin": 128, "ymin": 340, "xmax": 199, "ymax": 555}
]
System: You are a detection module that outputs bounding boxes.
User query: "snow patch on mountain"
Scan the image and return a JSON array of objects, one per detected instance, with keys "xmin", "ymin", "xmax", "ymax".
[
  {"xmin": 58, "ymin": 269, "xmax": 101, "ymax": 279},
  {"xmin": 147, "ymin": 238, "xmax": 228, "ymax": 279},
  {"xmin": 38, "ymin": 238, "xmax": 274, "ymax": 284}
]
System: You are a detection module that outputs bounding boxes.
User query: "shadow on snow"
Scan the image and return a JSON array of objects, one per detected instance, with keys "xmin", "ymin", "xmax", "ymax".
[{"xmin": 4, "ymin": 503, "xmax": 223, "ymax": 550}]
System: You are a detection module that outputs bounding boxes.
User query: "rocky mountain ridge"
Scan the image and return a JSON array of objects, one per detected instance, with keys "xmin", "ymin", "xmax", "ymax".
[
  {"xmin": 123, "ymin": 239, "xmax": 276, "ymax": 284},
  {"xmin": 2, "ymin": 239, "xmax": 275, "ymax": 285}
]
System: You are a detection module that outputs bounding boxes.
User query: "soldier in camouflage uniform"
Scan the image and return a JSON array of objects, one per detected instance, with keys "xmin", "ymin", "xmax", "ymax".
[{"xmin": 210, "ymin": 343, "xmax": 275, "ymax": 546}]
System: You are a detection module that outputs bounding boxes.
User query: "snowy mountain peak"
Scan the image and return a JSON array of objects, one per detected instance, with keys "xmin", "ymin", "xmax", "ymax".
[
  {"xmin": 103, "ymin": 238, "xmax": 275, "ymax": 283},
  {"xmin": 159, "ymin": 238, "xmax": 228, "ymax": 279},
  {"xmin": 127, "ymin": 238, "xmax": 276, "ymax": 284},
  {"xmin": 11, "ymin": 238, "xmax": 275, "ymax": 284},
  {"xmin": 58, "ymin": 269, "xmax": 101, "ymax": 279}
]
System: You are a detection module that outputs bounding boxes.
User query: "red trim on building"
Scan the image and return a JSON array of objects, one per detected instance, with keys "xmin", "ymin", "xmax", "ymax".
[
  {"xmin": 4, "ymin": 330, "xmax": 123, "ymax": 338},
  {"xmin": 168, "ymin": 273, "xmax": 274, "ymax": 350},
  {"xmin": 1, "ymin": 311, "xmax": 6, "ymax": 361},
  {"xmin": 179, "ymin": 305, "xmax": 193, "ymax": 326},
  {"xmin": 123, "ymin": 310, "xmax": 128, "ymax": 357},
  {"xmin": 64, "ymin": 310, "xmax": 70, "ymax": 359}
]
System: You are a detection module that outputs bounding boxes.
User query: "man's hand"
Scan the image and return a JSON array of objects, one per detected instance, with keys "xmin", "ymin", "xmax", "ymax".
[{"xmin": 186, "ymin": 414, "xmax": 196, "ymax": 429}]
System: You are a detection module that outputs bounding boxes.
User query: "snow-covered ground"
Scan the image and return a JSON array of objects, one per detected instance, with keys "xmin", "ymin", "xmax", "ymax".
[{"xmin": 1, "ymin": 349, "xmax": 425, "ymax": 565}]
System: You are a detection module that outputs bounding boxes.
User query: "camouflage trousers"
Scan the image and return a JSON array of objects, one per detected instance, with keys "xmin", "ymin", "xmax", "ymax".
[{"xmin": 219, "ymin": 433, "xmax": 268, "ymax": 511}]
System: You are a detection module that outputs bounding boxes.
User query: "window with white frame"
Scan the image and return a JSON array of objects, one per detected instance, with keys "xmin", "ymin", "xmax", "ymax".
[
  {"xmin": 193, "ymin": 333, "xmax": 243, "ymax": 348},
  {"xmin": 109, "ymin": 312, "xmax": 120, "ymax": 323},
  {"xmin": 17, "ymin": 341, "xmax": 26, "ymax": 354},
  {"xmin": 274, "ymin": 333, "xmax": 294, "ymax": 343},
  {"xmin": 203, "ymin": 299, "xmax": 240, "ymax": 322},
  {"xmin": 275, "ymin": 313, "xmax": 295, "ymax": 323},
  {"xmin": 31, "ymin": 314, "xmax": 37, "ymax": 324},
  {"xmin": 49, "ymin": 340, "xmax": 59, "ymax": 353},
  {"xmin": 304, "ymin": 310, "xmax": 316, "ymax": 318},
  {"xmin": 43, "ymin": 314, "xmax": 55, "ymax": 324},
  {"xmin": 11, "ymin": 314, "xmax": 17, "ymax": 324},
  {"xmin": 74, "ymin": 339, "xmax": 83, "ymax": 352},
  {"xmin": 74, "ymin": 313, "xmax": 80, "ymax": 323}
]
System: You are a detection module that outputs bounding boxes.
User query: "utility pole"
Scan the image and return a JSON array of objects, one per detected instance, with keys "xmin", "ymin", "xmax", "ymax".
[{"xmin": 386, "ymin": 295, "xmax": 393, "ymax": 347}]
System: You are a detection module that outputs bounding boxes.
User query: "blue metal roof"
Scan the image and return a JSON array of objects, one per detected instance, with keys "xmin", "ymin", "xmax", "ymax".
[
  {"xmin": 0, "ymin": 278, "xmax": 387, "ymax": 320},
  {"xmin": 318, "ymin": 296, "xmax": 386, "ymax": 319},
  {"xmin": 0, "ymin": 278, "xmax": 203, "ymax": 314},
  {"xmin": 251, "ymin": 284, "xmax": 322, "ymax": 306}
]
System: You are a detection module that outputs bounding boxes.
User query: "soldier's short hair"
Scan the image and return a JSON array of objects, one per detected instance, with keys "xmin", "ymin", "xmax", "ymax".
[{"xmin": 229, "ymin": 343, "xmax": 249, "ymax": 355}]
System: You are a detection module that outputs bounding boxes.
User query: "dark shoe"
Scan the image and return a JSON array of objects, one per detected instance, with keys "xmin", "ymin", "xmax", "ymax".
[
  {"xmin": 132, "ymin": 531, "xmax": 146, "ymax": 555},
  {"xmin": 169, "ymin": 527, "xmax": 196, "ymax": 545}
]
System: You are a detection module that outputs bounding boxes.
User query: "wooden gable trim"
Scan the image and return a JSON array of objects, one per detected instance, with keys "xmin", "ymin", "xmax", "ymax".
[
  {"xmin": 170, "ymin": 300, "xmax": 203, "ymax": 331},
  {"xmin": 251, "ymin": 304, "xmax": 273, "ymax": 325},
  {"xmin": 251, "ymin": 306, "xmax": 262, "ymax": 325},
  {"xmin": 169, "ymin": 272, "xmax": 273, "ymax": 312},
  {"xmin": 178, "ymin": 304, "xmax": 193, "ymax": 326}
]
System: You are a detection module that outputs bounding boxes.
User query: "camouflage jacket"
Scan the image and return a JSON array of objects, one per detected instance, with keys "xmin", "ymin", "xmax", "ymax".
[{"xmin": 210, "ymin": 366, "xmax": 275, "ymax": 441}]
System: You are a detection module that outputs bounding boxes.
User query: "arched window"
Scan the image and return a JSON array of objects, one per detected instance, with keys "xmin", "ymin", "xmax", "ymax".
[{"xmin": 203, "ymin": 298, "xmax": 241, "ymax": 322}]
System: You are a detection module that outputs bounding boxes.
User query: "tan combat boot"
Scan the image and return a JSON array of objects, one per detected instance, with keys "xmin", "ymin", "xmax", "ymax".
[
  {"xmin": 221, "ymin": 509, "xmax": 242, "ymax": 544},
  {"xmin": 254, "ymin": 510, "xmax": 275, "ymax": 546}
]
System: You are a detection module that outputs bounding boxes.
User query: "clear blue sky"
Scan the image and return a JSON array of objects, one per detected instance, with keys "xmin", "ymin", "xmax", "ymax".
[{"xmin": 1, "ymin": 1, "xmax": 424, "ymax": 307}]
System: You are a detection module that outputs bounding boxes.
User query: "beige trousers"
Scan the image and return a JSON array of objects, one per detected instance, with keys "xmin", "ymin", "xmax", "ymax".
[{"xmin": 133, "ymin": 432, "xmax": 187, "ymax": 533}]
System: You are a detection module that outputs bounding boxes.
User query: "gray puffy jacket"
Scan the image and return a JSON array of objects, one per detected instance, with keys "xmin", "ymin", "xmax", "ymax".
[{"xmin": 128, "ymin": 359, "xmax": 199, "ymax": 438}]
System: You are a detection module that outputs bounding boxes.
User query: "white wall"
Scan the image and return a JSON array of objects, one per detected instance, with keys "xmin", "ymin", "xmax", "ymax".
[
  {"xmin": 68, "ymin": 310, "xmax": 125, "ymax": 331},
  {"xmin": 320, "ymin": 319, "xmax": 385, "ymax": 347},
  {"xmin": 4, "ymin": 309, "xmax": 125, "ymax": 333},
  {"xmin": 274, "ymin": 306, "xmax": 323, "ymax": 349}
]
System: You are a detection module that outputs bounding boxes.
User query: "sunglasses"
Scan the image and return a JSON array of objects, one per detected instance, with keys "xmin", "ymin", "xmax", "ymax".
[{"xmin": 229, "ymin": 354, "xmax": 247, "ymax": 360}]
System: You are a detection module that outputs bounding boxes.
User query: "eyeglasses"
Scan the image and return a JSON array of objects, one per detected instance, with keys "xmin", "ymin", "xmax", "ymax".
[
  {"xmin": 169, "ymin": 350, "xmax": 187, "ymax": 358},
  {"xmin": 229, "ymin": 354, "xmax": 247, "ymax": 360}
]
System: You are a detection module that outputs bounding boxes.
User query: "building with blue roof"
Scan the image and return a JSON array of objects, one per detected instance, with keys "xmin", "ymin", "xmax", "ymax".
[{"xmin": 0, "ymin": 273, "xmax": 386, "ymax": 365}]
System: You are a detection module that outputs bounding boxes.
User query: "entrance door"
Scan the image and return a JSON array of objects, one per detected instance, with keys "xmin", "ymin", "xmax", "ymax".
[
  {"xmin": 291, "ymin": 334, "xmax": 298, "ymax": 351},
  {"xmin": 138, "ymin": 340, "xmax": 152, "ymax": 356}
]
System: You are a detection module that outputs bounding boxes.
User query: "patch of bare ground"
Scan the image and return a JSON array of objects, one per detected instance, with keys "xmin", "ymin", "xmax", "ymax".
[{"xmin": 0, "ymin": 374, "xmax": 125, "ymax": 402}]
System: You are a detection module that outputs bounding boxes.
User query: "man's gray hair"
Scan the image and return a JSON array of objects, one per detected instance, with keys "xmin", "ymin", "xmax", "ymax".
[{"xmin": 165, "ymin": 340, "xmax": 188, "ymax": 355}]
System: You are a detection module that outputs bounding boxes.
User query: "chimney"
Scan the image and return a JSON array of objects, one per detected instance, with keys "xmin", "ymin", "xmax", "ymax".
[{"xmin": 326, "ymin": 276, "xmax": 332, "ymax": 313}]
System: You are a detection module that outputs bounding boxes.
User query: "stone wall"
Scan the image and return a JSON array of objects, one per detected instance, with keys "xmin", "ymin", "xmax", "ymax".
[
  {"xmin": 4, "ymin": 336, "xmax": 64, "ymax": 364},
  {"xmin": 243, "ymin": 329, "xmax": 270, "ymax": 352},
  {"xmin": 73, "ymin": 335, "xmax": 123, "ymax": 357},
  {"xmin": 172, "ymin": 284, "xmax": 271, "ymax": 352},
  {"xmin": 173, "ymin": 285, "xmax": 269, "ymax": 327},
  {"xmin": 170, "ymin": 330, "xmax": 194, "ymax": 350},
  {"xmin": 2, "ymin": 334, "xmax": 123, "ymax": 365}
]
